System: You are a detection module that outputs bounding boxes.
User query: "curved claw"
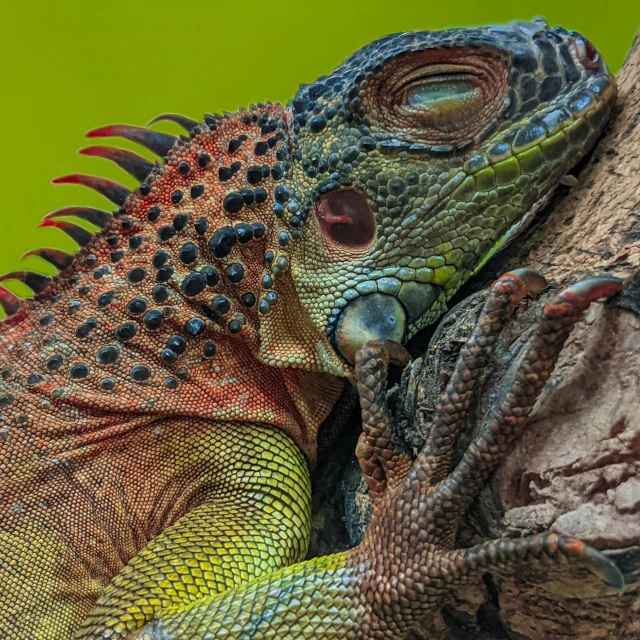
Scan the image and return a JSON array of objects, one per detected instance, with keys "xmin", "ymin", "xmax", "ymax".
[
  {"xmin": 441, "ymin": 534, "xmax": 626, "ymax": 599},
  {"xmin": 508, "ymin": 267, "xmax": 548, "ymax": 296},
  {"xmin": 378, "ymin": 340, "xmax": 411, "ymax": 367},
  {"xmin": 582, "ymin": 544, "xmax": 626, "ymax": 594},
  {"xmin": 557, "ymin": 275, "xmax": 624, "ymax": 306},
  {"xmin": 355, "ymin": 339, "xmax": 411, "ymax": 373}
]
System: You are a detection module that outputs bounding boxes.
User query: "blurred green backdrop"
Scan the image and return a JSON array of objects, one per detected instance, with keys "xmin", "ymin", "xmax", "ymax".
[{"xmin": 0, "ymin": 0, "xmax": 637, "ymax": 299}]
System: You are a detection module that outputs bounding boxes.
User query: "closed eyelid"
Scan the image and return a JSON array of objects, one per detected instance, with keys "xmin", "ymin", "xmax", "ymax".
[{"xmin": 360, "ymin": 47, "xmax": 510, "ymax": 146}]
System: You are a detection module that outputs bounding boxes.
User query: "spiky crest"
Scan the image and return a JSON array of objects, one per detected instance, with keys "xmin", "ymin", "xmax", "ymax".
[{"xmin": 0, "ymin": 105, "xmax": 344, "ymax": 459}]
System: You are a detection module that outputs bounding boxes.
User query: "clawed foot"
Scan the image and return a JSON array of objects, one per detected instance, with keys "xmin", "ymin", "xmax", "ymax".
[
  {"xmin": 353, "ymin": 270, "xmax": 625, "ymax": 635},
  {"xmin": 354, "ymin": 339, "xmax": 412, "ymax": 503}
]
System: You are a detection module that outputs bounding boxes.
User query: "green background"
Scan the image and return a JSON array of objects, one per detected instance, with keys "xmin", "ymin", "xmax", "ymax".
[{"xmin": 0, "ymin": 0, "xmax": 637, "ymax": 300}]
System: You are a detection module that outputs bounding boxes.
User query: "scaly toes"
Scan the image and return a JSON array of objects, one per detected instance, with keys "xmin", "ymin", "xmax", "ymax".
[
  {"xmin": 355, "ymin": 432, "xmax": 388, "ymax": 498},
  {"xmin": 354, "ymin": 339, "xmax": 412, "ymax": 504},
  {"xmin": 440, "ymin": 533, "xmax": 624, "ymax": 594},
  {"xmin": 418, "ymin": 268, "xmax": 548, "ymax": 486},
  {"xmin": 376, "ymin": 339, "xmax": 411, "ymax": 368}
]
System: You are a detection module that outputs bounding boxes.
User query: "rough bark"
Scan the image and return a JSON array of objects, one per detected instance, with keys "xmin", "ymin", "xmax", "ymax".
[{"xmin": 311, "ymin": 31, "xmax": 640, "ymax": 640}]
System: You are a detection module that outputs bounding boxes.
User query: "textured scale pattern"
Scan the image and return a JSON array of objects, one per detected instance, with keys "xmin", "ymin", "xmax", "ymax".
[
  {"xmin": 280, "ymin": 21, "xmax": 616, "ymax": 346},
  {"xmin": 127, "ymin": 273, "xmax": 625, "ymax": 640},
  {"xmin": 0, "ymin": 105, "xmax": 345, "ymax": 458},
  {"xmin": 75, "ymin": 424, "xmax": 311, "ymax": 639},
  {"xmin": 1, "ymin": 420, "xmax": 312, "ymax": 639},
  {"xmin": 0, "ymin": 19, "xmax": 622, "ymax": 640}
]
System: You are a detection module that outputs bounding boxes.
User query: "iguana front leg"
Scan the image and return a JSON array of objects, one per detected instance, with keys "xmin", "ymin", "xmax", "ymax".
[
  {"xmin": 80, "ymin": 272, "xmax": 623, "ymax": 640},
  {"xmin": 73, "ymin": 424, "xmax": 312, "ymax": 639}
]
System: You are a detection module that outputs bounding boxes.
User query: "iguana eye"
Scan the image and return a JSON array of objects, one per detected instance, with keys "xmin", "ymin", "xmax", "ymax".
[
  {"xmin": 406, "ymin": 75, "xmax": 477, "ymax": 110},
  {"xmin": 401, "ymin": 72, "xmax": 482, "ymax": 134},
  {"xmin": 362, "ymin": 48, "xmax": 509, "ymax": 144},
  {"xmin": 316, "ymin": 189, "xmax": 376, "ymax": 253}
]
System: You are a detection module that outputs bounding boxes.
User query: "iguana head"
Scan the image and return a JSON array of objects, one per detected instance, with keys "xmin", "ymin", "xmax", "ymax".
[
  {"xmin": 274, "ymin": 18, "xmax": 616, "ymax": 367},
  {"xmin": 0, "ymin": 20, "xmax": 616, "ymax": 414}
]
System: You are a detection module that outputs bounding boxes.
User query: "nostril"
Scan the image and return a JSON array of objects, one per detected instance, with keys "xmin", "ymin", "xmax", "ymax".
[
  {"xmin": 571, "ymin": 36, "xmax": 601, "ymax": 70},
  {"xmin": 315, "ymin": 189, "xmax": 376, "ymax": 250}
]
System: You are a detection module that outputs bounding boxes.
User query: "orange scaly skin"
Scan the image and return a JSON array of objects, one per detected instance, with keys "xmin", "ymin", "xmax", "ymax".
[
  {"xmin": 0, "ymin": 106, "xmax": 345, "ymax": 638},
  {"xmin": 0, "ymin": 19, "xmax": 623, "ymax": 640},
  {"xmin": 0, "ymin": 105, "xmax": 343, "ymax": 456}
]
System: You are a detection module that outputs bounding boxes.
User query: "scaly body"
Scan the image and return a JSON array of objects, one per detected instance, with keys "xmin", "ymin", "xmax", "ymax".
[{"xmin": 0, "ymin": 19, "xmax": 620, "ymax": 639}]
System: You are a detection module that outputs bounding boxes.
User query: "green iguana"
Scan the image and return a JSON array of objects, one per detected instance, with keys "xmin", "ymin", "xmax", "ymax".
[{"xmin": 0, "ymin": 18, "xmax": 623, "ymax": 639}]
